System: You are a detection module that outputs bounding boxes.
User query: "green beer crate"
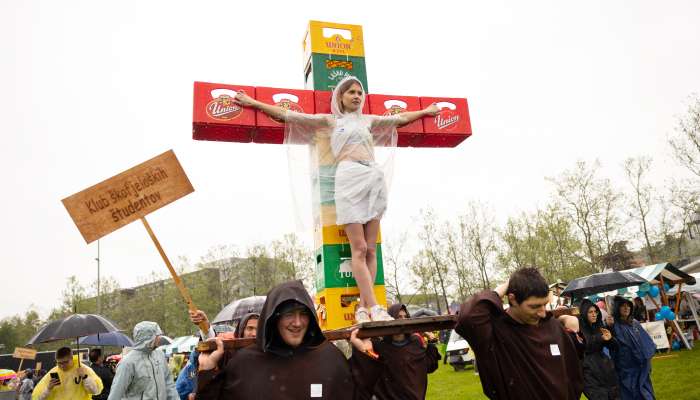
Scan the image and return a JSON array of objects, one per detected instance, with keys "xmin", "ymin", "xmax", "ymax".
[
  {"xmin": 304, "ymin": 53, "xmax": 369, "ymax": 92},
  {"xmin": 315, "ymin": 243, "xmax": 384, "ymax": 292}
]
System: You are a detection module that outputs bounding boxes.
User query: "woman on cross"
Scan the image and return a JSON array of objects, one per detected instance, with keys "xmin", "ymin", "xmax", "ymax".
[{"xmin": 233, "ymin": 76, "xmax": 438, "ymax": 322}]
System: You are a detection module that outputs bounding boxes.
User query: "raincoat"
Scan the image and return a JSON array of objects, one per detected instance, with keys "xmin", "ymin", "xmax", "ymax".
[
  {"xmin": 197, "ymin": 280, "xmax": 382, "ymax": 399},
  {"xmin": 609, "ymin": 296, "xmax": 656, "ymax": 400},
  {"xmin": 371, "ymin": 304, "xmax": 441, "ymax": 400},
  {"xmin": 578, "ymin": 299, "xmax": 620, "ymax": 400},
  {"xmin": 32, "ymin": 355, "xmax": 103, "ymax": 400},
  {"xmin": 108, "ymin": 321, "xmax": 178, "ymax": 400},
  {"xmin": 175, "ymin": 351, "xmax": 198, "ymax": 400}
]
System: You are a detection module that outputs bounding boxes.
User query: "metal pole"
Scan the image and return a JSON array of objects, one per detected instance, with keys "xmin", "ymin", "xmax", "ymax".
[{"xmin": 96, "ymin": 239, "xmax": 101, "ymax": 314}]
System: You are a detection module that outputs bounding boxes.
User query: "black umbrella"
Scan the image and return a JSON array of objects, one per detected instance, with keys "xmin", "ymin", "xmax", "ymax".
[
  {"xmin": 27, "ymin": 314, "xmax": 121, "ymax": 344},
  {"xmin": 212, "ymin": 296, "xmax": 266, "ymax": 324},
  {"xmin": 78, "ymin": 331, "xmax": 134, "ymax": 347},
  {"xmin": 27, "ymin": 314, "xmax": 122, "ymax": 366},
  {"xmin": 561, "ymin": 271, "xmax": 647, "ymax": 299}
]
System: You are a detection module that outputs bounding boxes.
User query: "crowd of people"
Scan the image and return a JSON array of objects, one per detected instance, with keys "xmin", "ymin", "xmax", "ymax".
[{"xmin": 2, "ymin": 267, "xmax": 684, "ymax": 400}]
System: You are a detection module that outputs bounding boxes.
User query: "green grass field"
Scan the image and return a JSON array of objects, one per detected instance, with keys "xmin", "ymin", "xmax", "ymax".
[{"xmin": 426, "ymin": 345, "xmax": 700, "ymax": 399}]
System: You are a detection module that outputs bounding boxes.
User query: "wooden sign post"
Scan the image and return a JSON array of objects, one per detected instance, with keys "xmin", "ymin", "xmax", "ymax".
[
  {"xmin": 13, "ymin": 347, "xmax": 37, "ymax": 372},
  {"xmin": 62, "ymin": 150, "xmax": 209, "ymax": 334}
]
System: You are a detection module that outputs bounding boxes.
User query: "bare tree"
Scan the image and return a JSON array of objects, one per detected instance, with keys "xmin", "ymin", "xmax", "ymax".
[
  {"xmin": 462, "ymin": 201, "xmax": 498, "ymax": 290},
  {"xmin": 383, "ymin": 230, "xmax": 411, "ymax": 304},
  {"xmin": 417, "ymin": 209, "xmax": 451, "ymax": 313},
  {"xmin": 669, "ymin": 95, "xmax": 700, "ymax": 178},
  {"xmin": 548, "ymin": 160, "xmax": 607, "ymax": 272},
  {"xmin": 623, "ymin": 156, "xmax": 656, "ymax": 263}
]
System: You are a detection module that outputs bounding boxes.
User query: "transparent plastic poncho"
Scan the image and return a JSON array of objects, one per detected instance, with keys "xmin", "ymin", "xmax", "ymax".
[{"xmin": 284, "ymin": 76, "xmax": 401, "ymax": 230}]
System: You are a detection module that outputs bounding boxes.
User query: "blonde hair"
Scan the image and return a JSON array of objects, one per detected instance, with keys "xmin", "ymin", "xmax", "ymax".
[{"xmin": 335, "ymin": 78, "xmax": 363, "ymax": 114}]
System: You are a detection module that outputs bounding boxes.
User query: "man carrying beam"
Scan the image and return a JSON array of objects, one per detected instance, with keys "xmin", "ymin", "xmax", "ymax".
[
  {"xmin": 456, "ymin": 267, "xmax": 584, "ymax": 400},
  {"xmin": 195, "ymin": 280, "xmax": 382, "ymax": 400}
]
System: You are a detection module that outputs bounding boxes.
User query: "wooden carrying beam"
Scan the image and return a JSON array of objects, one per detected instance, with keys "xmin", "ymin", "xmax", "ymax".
[{"xmin": 196, "ymin": 307, "xmax": 580, "ymax": 352}]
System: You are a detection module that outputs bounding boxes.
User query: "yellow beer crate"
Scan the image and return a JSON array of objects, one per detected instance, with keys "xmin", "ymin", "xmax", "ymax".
[
  {"xmin": 303, "ymin": 20, "xmax": 365, "ymax": 63},
  {"xmin": 315, "ymin": 285, "xmax": 387, "ymax": 331}
]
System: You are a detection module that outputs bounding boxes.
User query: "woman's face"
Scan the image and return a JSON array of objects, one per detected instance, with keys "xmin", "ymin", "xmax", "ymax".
[
  {"xmin": 340, "ymin": 82, "xmax": 363, "ymax": 113},
  {"xmin": 587, "ymin": 307, "xmax": 598, "ymax": 324}
]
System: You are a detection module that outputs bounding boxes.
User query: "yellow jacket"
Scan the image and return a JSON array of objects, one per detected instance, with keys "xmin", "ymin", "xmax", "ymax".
[{"xmin": 32, "ymin": 356, "xmax": 103, "ymax": 400}]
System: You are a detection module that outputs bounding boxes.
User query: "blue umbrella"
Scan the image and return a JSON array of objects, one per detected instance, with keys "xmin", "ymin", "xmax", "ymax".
[{"xmin": 79, "ymin": 331, "xmax": 134, "ymax": 347}]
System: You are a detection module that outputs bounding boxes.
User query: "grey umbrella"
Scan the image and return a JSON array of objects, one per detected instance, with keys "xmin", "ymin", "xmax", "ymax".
[
  {"xmin": 561, "ymin": 271, "xmax": 647, "ymax": 300},
  {"xmin": 212, "ymin": 296, "xmax": 266, "ymax": 324}
]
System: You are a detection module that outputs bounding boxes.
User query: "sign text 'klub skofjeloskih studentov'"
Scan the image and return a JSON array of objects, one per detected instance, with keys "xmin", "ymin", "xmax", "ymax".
[{"xmin": 61, "ymin": 150, "xmax": 194, "ymax": 244}]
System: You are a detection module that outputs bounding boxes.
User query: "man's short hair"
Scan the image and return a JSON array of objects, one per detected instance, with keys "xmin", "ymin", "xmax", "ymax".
[
  {"xmin": 507, "ymin": 267, "xmax": 549, "ymax": 304},
  {"xmin": 55, "ymin": 347, "xmax": 73, "ymax": 360},
  {"xmin": 89, "ymin": 348, "xmax": 102, "ymax": 363}
]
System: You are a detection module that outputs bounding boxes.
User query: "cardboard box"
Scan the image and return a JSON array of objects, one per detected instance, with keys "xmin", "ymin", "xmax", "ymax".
[
  {"xmin": 192, "ymin": 82, "xmax": 256, "ymax": 142},
  {"xmin": 253, "ymin": 87, "xmax": 315, "ymax": 144}
]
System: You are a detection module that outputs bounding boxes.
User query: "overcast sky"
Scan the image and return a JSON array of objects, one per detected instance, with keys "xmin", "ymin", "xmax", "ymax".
[{"xmin": 2, "ymin": 1, "xmax": 699, "ymax": 320}]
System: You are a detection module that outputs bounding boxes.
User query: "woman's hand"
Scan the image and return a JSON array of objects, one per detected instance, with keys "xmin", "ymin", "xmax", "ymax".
[
  {"xmin": 234, "ymin": 91, "xmax": 256, "ymax": 107},
  {"xmin": 197, "ymin": 338, "xmax": 223, "ymax": 371},
  {"xmin": 424, "ymin": 103, "xmax": 440, "ymax": 116},
  {"xmin": 601, "ymin": 328, "xmax": 612, "ymax": 341}
]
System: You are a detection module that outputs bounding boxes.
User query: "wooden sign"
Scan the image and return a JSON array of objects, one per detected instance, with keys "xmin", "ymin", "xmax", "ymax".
[
  {"xmin": 13, "ymin": 347, "xmax": 37, "ymax": 360},
  {"xmin": 62, "ymin": 150, "xmax": 194, "ymax": 243}
]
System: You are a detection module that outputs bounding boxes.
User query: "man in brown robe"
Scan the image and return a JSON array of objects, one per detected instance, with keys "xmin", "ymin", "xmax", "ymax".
[
  {"xmin": 371, "ymin": 304, "xmax": 441, "ymax": 400},
  {"xmin": 196, "ymin": 280, "xmax": 381, "ymax": 400},
  {"xmin": 456, "ymin": 267, "xmax": 584, "ymax": 400}
]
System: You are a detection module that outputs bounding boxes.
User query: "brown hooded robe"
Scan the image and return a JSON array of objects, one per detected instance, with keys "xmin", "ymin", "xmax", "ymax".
[
  {"xmin": 456, "ymin": 290, "xmax": 584, "ymax": 400},
  {"xmin": 371, "ymin": 304, "xmax": 441, "ymax": 400},
  {"xmin": 197, "ymin": 280, "xmax": 381, "ymax": 400}
]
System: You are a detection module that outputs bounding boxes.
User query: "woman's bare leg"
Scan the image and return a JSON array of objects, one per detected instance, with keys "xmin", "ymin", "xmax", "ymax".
[
  {"xmin": 345, "ymin": 223, "xmax": 378, "ymax": 308},
  {"xmin": 364, "ymin": 219, "xmax": 381, "ymax": 287}
]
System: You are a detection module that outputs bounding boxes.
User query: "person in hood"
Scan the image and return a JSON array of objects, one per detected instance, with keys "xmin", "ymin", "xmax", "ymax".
[
  {"xmin": 32, "ymin": 347, "xmax": 103, "ymax": 400},
  {"xmin": 195, "ymin": 280, "xmax": 382, "ymax": 399},
  {"xmin": 107, "ymin": 321, "xmax": 178, "ymax": 400},
  {"xmin": 578, "ymin": 299, "xmax": 620, "ymax": 400},
  {"xmin": 371, "ymin": 304, "xmax": 440, "ymax": 400},
  {"xmin": 456, "ymin": 267, "xmax": 584, "ymax": 400},
  {"xmin": 235, "ymin": 313, "xmax": 259, "ymax": 339},
  {"xmin": 607, "ymin": 296, "xmax": 656, "ymax": 400},
  {"xmin": 232, "ymin": 79, "xmax": 439, "ymax": 322}
]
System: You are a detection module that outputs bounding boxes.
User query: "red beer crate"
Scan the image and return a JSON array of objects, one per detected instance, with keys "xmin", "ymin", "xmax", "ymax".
[
  {"xmin": 417, "ymin": 97, "xmax": 472, "ymax": 148},
  {"xmin": 192, "ymin": 82, "xmax": 256, "ymax": 143},
  {"xmin": 253, "ymin": 87, "xmax": 315, "ymax": 144},
  {"xmin": 314, "ymin": 90, "xmax": 370, "ymax": 115},
  {"xmin": 368, "ymin": 94, "xmax": 423, "ymax": 147}
]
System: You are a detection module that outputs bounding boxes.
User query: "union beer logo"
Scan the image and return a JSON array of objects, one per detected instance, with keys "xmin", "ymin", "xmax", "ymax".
[
  {"xmin": 269, "ymin": 99, "xmax": 303, "ymax": 124},
  {"xmin": 383, "ymin": 105, "xmax": 406, "ymax": 116},
  {"xmin": 435, "ymin": 109, "xmax": 460, "ymax": 131},
  {"xmin": 206, "ymin": 95, "xmax": 242, "ymax": 121}
]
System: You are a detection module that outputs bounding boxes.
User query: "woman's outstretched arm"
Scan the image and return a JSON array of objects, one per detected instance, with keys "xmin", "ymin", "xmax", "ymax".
[
  {"xmin": 234, "ymin": 91, "xmax": 288, "ymax": 122},
  {"xmin": 395, "ymin": 103, "xmax": 440, "ymax": 127}
]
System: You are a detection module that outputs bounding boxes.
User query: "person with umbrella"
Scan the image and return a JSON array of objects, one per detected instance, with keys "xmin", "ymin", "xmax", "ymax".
[
  {"xmin": 32, "ymin": 347, "xmax": 103, "ymax": 400},
  {"xmin": 88, "ymin": 349, "xmax": 113, "ymax": 400},
  {"xmin": 107, "ymin": 321, "xmax": 178, "ymax": 400},
  {"xmin": 607, "ymin": 296, "xmax": 656, "ymax": 400},
  {"xmin": 578, "ymin": 299, "xmax": 620, "ymax": 400}
]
